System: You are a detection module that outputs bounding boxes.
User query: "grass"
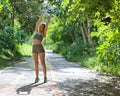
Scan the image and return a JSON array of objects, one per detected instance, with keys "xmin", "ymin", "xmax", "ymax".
[
  {"xmin": 0, "ymin": 58, "xmax": 11, "ymax": 69},
  {"xmin": 0, "ymin": 43, "xmax": 32, "ymax": 69},
  {"xmin": 17, "ymin": 43, "xmax": 32, "ymax": 56},
  {"xmin": 67, "ymin": 54, "xmax": 120, "ymax": 76}
]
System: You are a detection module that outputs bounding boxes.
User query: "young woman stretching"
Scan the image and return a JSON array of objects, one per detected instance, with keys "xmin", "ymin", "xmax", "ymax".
[{"xmin": 32, "ymin": 13, "xmax": 50, "ymax": 83}]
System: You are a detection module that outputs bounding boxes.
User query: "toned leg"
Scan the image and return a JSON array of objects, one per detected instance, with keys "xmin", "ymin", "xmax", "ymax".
[
  {"xmin": 39, "ymin": 53, "xmax": 47, "ymax": 82},
  {"xmin": 33, "ymin": 53, "xmax": 39, "ymax": 77}
]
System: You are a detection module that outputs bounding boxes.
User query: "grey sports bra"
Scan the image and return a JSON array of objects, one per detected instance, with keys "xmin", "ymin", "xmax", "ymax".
[{"xmin": 33, "ymin": 33, "xmax": 43, "ymax": 41}]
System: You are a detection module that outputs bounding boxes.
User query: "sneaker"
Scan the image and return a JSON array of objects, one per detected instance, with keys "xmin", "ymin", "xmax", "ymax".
[
  {"xmin": 44, "ymin": 77, "xmax": 47, "ymax": 83},
  {"xmin": 35, "ymin": 77, "xmax": 39, "ymax": 83}
]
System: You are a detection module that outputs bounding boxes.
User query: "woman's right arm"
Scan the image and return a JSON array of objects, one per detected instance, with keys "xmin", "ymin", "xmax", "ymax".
[
  {"xmin": 35, "ymin": 14, "xmax": 43, "ymax": 32},
  {"xmin": 43, "ymin": 14, "xmax": 50, "ymax": 37}
]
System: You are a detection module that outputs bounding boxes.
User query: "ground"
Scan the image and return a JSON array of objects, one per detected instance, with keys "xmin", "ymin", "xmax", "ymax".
[{"xmin": 0, "ymin": 50, "xmax": 120, "ymax": 96}]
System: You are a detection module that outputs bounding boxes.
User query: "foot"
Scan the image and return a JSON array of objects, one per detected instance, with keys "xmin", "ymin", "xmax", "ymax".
[
  {"xmin": 35, "ymin": 77, "xmax": 39, "ymax": 83},
  {"xmin": 44, "ymin": 77, "xmax": 47, "ymax": 83}
]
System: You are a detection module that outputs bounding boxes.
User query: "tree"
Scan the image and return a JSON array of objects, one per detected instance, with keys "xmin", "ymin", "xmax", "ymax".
[{"xmin": 0, "ymin": 0, "xmax": 43, "ymax": 56}]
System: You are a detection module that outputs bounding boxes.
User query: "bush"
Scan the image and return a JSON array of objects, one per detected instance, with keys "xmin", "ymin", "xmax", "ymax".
[
  {"xmin": 66, "ymin": 37, "xmax": 95, "ymax": 60},
  {"xmin": 0, "ymin": 26, "xmax": 28, "ymax": 57},
  {"xmin": 17, "ymin": 43, "xmax": 32, "ymax": 56},
  {"xmin": 91, "ymin": 21, "xmax": 120, "ymax": 76}
]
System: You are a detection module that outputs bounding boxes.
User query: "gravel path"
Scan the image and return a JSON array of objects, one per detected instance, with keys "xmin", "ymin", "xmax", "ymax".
[{"xmin": 0, "ymin": 50, "xmax": 120, "ymax": 96}]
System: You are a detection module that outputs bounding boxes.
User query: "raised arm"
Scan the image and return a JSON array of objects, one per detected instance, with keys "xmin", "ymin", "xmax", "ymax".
[
  {"xmin": 35, "ymin": 14, "xmax": 43, "ymax": 32},
  {"xmin": 44, "ymin": 14, "xmax": 50, "ymax": 37}
]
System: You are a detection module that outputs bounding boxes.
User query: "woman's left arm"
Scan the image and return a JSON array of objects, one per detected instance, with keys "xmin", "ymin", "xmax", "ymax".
[{"xmin": 44, "ymin": 14, "xmax": 50, "ymax": 37}]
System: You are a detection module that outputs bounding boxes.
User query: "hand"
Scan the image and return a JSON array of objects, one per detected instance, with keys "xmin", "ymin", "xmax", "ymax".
[
  {"xmin": 44, "ymin": 13, "xmax": 50, "ymax": 17},
  {"xmin": 44, "ymin": 13, "xmax": 50, "ymax": 22},
  {"xmin": 38, "ymin": 14, "xmax": 43, "ymax": 19}
]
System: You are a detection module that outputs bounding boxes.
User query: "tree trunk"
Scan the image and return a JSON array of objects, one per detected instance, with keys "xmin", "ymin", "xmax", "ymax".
[
  {"xmin": 83, "ymin": 21, "xmax": 88, "ymax": 43},
  {"xmin": 78, "ymin": 13, "xmax": 87, "ymax": 44},
  {"xmin": 87, "ymin": 17, "xmax": 91, "ymax": 44},
  {"xmin": 80, "ymin": 25, "xmax": 87, "ymax": 43},
  {"xmin": 70, "ymin": 32, "xmax": 75, "ymax": 42}
]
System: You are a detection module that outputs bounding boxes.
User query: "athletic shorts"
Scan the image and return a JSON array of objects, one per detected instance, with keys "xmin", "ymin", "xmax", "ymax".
[{"xmin": 32, "ymin": 44, "xmax": 45, "ymax": 53}]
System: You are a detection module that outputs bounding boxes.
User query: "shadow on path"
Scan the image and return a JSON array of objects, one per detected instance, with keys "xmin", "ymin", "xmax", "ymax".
[
  {"xmin": 57, "ymin": 76, "xmax": 120, "ymax": 96},
  {"xmin": 16, "ymin": 82, "xmax": 45, "ymax": 95}
]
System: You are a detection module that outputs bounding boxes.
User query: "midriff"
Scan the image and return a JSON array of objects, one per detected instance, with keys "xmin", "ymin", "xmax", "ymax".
[{"xmin": 33, "ymin": 39, "xmax": 42, "ymax": 45}]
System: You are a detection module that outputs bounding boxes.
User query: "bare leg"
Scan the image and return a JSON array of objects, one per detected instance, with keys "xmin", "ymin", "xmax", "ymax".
[
  {"xmin": 39, "ymin": 53, "xmax": 47, "ymax": 82},
  {"xmin": 33, "ymin": 53, "xmax": 39, "ymax": 77}
]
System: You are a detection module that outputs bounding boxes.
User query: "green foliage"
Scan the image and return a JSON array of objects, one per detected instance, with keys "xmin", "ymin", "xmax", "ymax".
[
  {"xmin": 0, "ymin": 0, "xmax": 12, "ymax": 27},
  {"xmin": 46, "ymin": 0, "xmax": 120, "ymax": 76},
  {"xmin": 13, "ymin": 0, "xmax": 41, "ymax": 33},
  {"xmin": 66, "ymin": 38, "xmax": 94, "ymax": 60},
  {"xmin": 0, "ymin": 26, "xmax": 28, "ymax": 57},
  {"xmin": 0, "ymin": 0, "xmax": 119, "ymax": 76},
  {"xmin": 17, "ymin": 43, "xmax": 32, "ymax": 56},
  {"xmin": 110, "ymin": 0, "xmax": 120, "ymax": 24},
  {"xmin": 80, "ymin": 55, "xmax": 97, "ymax": 68},
  {"xmin": 80, "ymin": 55, "xmax": 120, "ymax": 76},
  {"xmin": 0, "ymin": 58, "xmax": 10, "ymax": 69},
  {"xmin": 0, "ymin": 0, "xmax": 41, "ymax": 59},
  {"xmin": 0, "ymin": 0, "xmax": 41, "ymax": 33},
  {"xmin": 91, "ymin": 22, "xmax": 120, "ymax": 66}
]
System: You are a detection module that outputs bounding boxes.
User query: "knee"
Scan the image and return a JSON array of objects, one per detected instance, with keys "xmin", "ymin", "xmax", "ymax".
[
  {"xmin": 41, "ymin": 61, "xmax": 46, "ymax": 65},
  {"xmin": 34, "ymin": 61, "xmax": 39, "ymax": 65}
]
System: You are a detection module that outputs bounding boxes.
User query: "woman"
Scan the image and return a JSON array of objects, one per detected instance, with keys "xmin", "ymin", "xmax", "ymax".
[{"xmin": 32, "ymin": 13, "xmax": 50, "ymax": 83}]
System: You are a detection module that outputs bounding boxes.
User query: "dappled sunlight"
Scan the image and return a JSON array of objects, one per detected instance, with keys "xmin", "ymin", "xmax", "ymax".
[
  {"xmin": 57, "ymin": 77, "xmax": 120, "ymax": 96},
  {"xmin": 46, "ymin": 51, "xmax": 120, "ymax": 96},
  {"xmin": 0, "ymin": 50, "xmax": 120, "ymax": 96},
  {"xmin": 1, "ymin": 66, "xmax": 34, "ymax": 74},
  {"xmin": 0, "ymin": 0, "xmax": 120, "ymax": 95}
]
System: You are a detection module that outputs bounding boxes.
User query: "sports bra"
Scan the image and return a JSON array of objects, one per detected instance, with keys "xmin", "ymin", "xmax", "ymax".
[{"xmin": 33, "ymin": 32, "xmax": 43, "ymax": 41}]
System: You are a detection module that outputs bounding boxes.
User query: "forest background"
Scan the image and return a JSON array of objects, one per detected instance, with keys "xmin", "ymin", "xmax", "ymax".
[{"xmin": 0, "ymin": 0, "xmax": 120, "ymax": 76}]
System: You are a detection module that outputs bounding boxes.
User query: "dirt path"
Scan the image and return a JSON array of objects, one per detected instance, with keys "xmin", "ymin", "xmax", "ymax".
[{"xmin": 0, "ymin": 50, "xmax": 120, "ymax": 96}]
